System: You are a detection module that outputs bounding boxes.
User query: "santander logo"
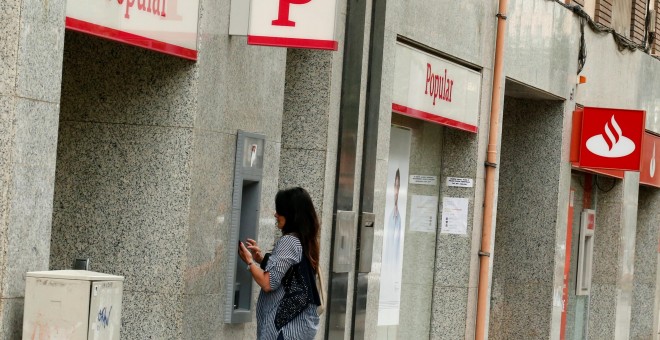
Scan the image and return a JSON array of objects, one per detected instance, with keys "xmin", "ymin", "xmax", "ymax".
[
  {"xmin": 651, "ymin": 142, "xmax": 656, "ymax": 178},
  {"xmin": 585, "ymin": 115, "xmax": 636, "ymax": 158}
]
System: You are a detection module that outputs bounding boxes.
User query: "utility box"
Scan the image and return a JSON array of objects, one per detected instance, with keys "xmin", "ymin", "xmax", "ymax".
[{"xmin": 22, "ymin": 270, "xmax": 124, "ymax": 340}]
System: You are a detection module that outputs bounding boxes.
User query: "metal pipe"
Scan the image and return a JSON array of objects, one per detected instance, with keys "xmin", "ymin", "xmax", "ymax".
[{"xmin": 474, "ymin": 0, "xmax": 508, "ymax": 339}]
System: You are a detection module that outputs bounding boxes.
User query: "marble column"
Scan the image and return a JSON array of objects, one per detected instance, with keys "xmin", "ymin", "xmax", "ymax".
[
  {"xmin": 0, "ymin": 0, "xmax": 66, "ymax": 337},
  {"xmin": 488, "ymin": 98, "xmax": 567, "ymax": 340},
  {"xmin": 278, "ymin": 46, "xmax": 344, "ymax": 338},
  {"xmin": 630, "ymin": 186, "xmax": 660, "ymax": 339},
  {"xmin": 588, "ymin": 172, "xmax": 639, "ymax": 340}
]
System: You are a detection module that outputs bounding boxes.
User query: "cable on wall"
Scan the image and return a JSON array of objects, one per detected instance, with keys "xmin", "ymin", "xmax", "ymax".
[{"xmin": 546, "ymin": 0, "xmax": 660, "ymax": 74}]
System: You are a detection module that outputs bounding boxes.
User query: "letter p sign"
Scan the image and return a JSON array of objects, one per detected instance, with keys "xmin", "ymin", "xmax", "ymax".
[
  {"xmin": 248, "ymin": 0, "xmax": 339, "ymax": 50},
  {"xmin": 272, "ymin": 0, "xmax": 312, "ymax": 26}
]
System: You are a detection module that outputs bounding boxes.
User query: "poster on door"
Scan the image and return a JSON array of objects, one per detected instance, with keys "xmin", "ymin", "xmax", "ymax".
[{"xmin": 378, "ymin": 126, "xmax": 411, "ymax": 326}]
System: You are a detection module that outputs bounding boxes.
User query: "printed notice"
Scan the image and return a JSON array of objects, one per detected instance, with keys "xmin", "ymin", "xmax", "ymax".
[
  {"xmin": 440, "ymin": 197, "xmax": 469, "ymax": 235},
  {"xmin": 410, "ymin": 175, "xmax": 437, "ymax": 185},
  {"xmin": 446, "ymin": 177, "xmax": 474, "ymax": 188},
  {"xmin": 410, "ymin": 195, "xmax": 438, "ymax": 233}
]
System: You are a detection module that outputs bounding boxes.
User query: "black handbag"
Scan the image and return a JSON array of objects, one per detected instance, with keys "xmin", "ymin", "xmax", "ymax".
[{"xmin": 274, "ymin": 256, "xmax": 321, "ymax": 330}]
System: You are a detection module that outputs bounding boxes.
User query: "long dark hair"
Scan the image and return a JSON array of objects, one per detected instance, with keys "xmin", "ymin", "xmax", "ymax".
[{"xmin": 275, "ymin": 187, "xmax": 321, "ymax": 272}]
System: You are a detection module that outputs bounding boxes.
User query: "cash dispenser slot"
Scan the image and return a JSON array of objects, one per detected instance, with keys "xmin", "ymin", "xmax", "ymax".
[{"xmin": 225, "ymin": 131, "xmax": 265, "ymax": 323}]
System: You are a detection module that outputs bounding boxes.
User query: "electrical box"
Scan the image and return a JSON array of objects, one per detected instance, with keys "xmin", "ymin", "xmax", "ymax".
[
  {"xmin": 576, "ymin": 209, "xmax": 596, "ymax": 296},
  {"xmin": 225, "ymin": 131, "xmax": 266, "ymax": 323},
  {"xmin": 23, "ymin": 270, "xmax": 124, "ymax": 340}
]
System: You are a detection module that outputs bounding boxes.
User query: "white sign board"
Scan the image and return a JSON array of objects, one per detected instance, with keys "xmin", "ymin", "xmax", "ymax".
[
  {"xmin": 66, "ymin": 0, "xmax": 200, "ymax": 60},
  {"xmin": 392, "ymin": 43, "xmax": 482, "ymax": 133},
  {"xmin": 446, "ymin": 177, "xmax": 474, "ymax": 188},
  {"xmin": 440, "ymin": 197, "xmax": 469, "ymax": 235},
  {"xmin": 410, "ymin": 195, "xmax": 438, "ymax": 233},
  {"xmin": 410, "ymin": 175, "xmax": 438, "ymax": 186},
  {"xmin": 248, "ymin": 0, "xmax": 339, "ymax": 50}
]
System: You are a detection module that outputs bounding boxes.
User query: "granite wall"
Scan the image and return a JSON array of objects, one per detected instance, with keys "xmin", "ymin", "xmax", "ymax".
[
  {"xmin": 51, "ymin": 31, "xmax": 199, "ymax": 339},
  {"xmin": 630, "ymin": 186, "xmax": 660, "ymax": 339},
  {"xmin": 277, "ymin": 45, "xmax": 346, "ymax": 338},
  {"xmin": 0, "ymin": 0, "xmax": 66, "ymax": 336},
  {"xmin": 566, "ymin": 173, "xmax": 590, "ymax": 340},
  {"xmin": 362, "ymin": 0, "xmax": 498, "ymax": 338},
  {"xmin": 489, "ymin": 97, "xmax": 566, "ymax": 340},
  {"xmin": 374, "ymin": 115, "xmax": 445, "ymax": 339},
  {"xmin": 588, "ymin": 172, "xmax": 640, "ymax": 340},
  {"xmin": 50, "ymin": 0, "xmax": 290, "ymax": 336}
]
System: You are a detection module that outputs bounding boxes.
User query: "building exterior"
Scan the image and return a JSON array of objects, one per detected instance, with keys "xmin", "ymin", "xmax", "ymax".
[{"xmin": 2, "ymin": 0, "xmax": 660, "ymax": 339}]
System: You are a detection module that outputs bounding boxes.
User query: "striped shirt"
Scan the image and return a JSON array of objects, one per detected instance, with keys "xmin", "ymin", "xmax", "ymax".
[{"xmin": 256, "ymin": 235, "xmax": 319, "ymax": 340}]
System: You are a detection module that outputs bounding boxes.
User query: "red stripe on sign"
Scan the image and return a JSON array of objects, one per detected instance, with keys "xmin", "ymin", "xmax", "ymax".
[
  {"xmin": 247, "ymin": 35, "xmax": 339, "ymax": 51},
  {"xmin": 65, "ymin": 17, "xmax": 198, "ymax": 61},
  {"xmin": 392, "ymin": 103, "xmax": 478, "ymax": 133}
]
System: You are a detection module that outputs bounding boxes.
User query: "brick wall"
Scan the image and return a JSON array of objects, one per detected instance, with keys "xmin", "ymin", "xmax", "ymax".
[{"xmin": 574, "ymin": 0, "xmax": 586, "ymax": 7}]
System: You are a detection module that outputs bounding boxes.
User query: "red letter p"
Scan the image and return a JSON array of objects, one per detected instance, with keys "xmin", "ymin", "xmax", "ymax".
[{"xmin": 272, "ymin": 0, "xmax": 312, "ymax": 27}]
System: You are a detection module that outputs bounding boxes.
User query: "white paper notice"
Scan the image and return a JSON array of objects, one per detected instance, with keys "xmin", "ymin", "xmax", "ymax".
[
  {"xmin": 446, "ymin": 177, "xmax": 474, "ymax": 188},
  {"xmin": 410, "ymin": 195, "xmax": 438, "ymax": 233},
  {"xmin": 410, "ymin": 175, "xmax": 438, "ymax": 186},
  {"xmin": 440, "ymin": 197, "xmax": 469, "ymax": 235}
]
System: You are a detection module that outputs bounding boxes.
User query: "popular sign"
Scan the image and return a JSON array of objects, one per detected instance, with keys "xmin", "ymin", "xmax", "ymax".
[
  {"xmin": 248, "ymin": 0, "xmax": 339, "ymax": 50},
  {"xmin": 392, "ymin": 43, "xmax": 481, "ymax": 133},
  {"xmin": 577, "ymin": 107, "xmax": 645, "ymax": 171},
  {"xmin": 66, "ymin": 0, "xmax": 200, "ymax": 60}
]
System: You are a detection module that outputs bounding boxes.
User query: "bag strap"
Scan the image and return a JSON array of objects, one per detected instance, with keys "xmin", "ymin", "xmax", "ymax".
[{"xmin": 316, "ymin": 269, "xmax": 325, "ymax": 305}]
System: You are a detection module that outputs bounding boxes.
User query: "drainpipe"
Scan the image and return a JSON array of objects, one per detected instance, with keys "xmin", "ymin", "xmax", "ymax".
[{"xmin": 475, "ymin": 0, "xmax": 508, "ymax": 339}]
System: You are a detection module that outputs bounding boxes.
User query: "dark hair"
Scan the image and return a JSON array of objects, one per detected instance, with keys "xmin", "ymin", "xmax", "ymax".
[
  {"xmin": 395, "ymin": 169, "xmax": 400, "ymax": 181},
  {"xmin": 275, "ymin": 187, "xmax": 321, "ymax": 272}
]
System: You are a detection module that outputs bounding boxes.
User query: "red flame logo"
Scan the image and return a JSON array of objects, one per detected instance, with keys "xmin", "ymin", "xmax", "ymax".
[{"xmin": 603, "ymin": 115, "xmax": 622, "ymax": 151}]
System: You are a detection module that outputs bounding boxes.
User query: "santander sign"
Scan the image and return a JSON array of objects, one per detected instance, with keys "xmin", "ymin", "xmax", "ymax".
[
  {"xmin": 585, "ymin": 115, "xmax": 636, "ymax": 158},
  {"xmin": 640, "ymin": 133, "xmax": 660, "ymax": 187},
  {"xmin": 578, "ymin": 107, "xmax": 645, "ymax": 171}
]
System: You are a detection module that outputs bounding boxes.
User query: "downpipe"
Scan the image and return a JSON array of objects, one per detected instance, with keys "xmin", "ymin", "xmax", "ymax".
[{"xmin": 474, "ymin": 0, "xmax": 508, "ymax": 339}]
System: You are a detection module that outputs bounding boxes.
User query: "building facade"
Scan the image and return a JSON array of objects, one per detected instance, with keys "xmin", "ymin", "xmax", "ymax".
[{"xmin": 2, "ymin": 0, "xmax": 660, "ymax": 339}]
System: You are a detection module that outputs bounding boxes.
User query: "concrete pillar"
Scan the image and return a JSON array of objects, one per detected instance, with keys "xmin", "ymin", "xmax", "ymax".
[
  {"xmin": 0, "ymin": 0, "xmax": 65, "ymax": 337},
  {"xmin": 631, "ymin": 186, "xmax": 660, "ymax": 339},
  {"xmin": 489, "ymin": 97, "xmax": 567, "ymax": 340},
  {"xmin": 588, "ymin": 172, "xmax": 639, "ymax": 340},
  {"xmin": 278, "ymin": 47, "xmax": 344, "ymax": 338}
]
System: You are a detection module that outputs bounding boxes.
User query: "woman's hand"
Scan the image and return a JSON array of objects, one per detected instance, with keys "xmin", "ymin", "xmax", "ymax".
[
  {"xmin": 246, "ymin": 238, "xmax": 264, "ymax": 264},
  {"xmin": 238, "ymin": 241, "xmax": 254, "ymax": 265},
  {"xmin": 239, "ymin": 240, "xmax": 272, "ymax": 292}
]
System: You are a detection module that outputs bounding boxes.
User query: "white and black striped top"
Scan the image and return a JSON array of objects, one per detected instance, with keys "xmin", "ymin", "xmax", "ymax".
[{"xmin": 256, "ymin": 235, "xmax": 319, "ymax": 340}]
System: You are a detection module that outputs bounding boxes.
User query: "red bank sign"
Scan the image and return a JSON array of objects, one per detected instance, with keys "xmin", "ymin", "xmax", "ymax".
[
  {"xmin": 66, "ymin": 0, "xmax": 200, "ymax": 60},
  {"xmin": 640, "ymin": 132, "xmax": 660, "ymax": 187},
  {"xmin": 576, "ymin": 107, "xmax": 645, "ymax": 171},
  {"xmin": 248, "ymin": 0, "xmax": 339, "ymax": 50},
  {"xmin": 392, "ymin": 43, "xmax": 481, "ymax": 133}
]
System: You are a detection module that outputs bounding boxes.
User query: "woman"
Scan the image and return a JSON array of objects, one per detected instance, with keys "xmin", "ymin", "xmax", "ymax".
[{"xmin": 238, "ymin": 187, "xmax": 322, "ymax": 340}]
